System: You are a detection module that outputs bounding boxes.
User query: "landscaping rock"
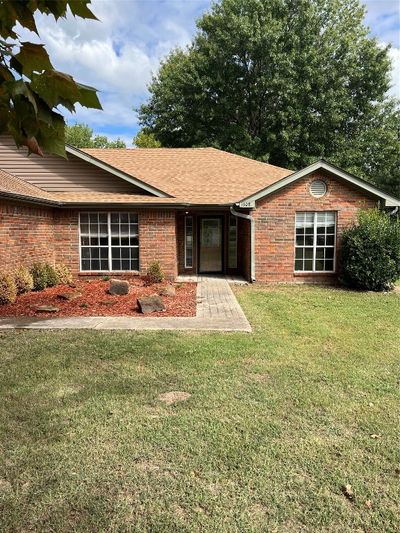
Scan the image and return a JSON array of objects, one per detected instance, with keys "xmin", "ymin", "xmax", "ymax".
[
  {"xmin": 158, "ymin": 391, "xmax": 191, "ymax": 405},
  {"xmin": 57, "ymin": 292, "xmax": 82, "ymax": 301},
  {"xmin": 137, "ymin": 295, "xmax": 166, "ymax": 313},
  {"xmin": 109, "ymin": 279, "xmax": 130, "ymax": 295},
  {"xmin": 35, "ymin": 305, "xmax": 59, "ymax": 313},
  {"xmin": 159, "ymin": 285, "xmax": 176, "ymax": 297}
]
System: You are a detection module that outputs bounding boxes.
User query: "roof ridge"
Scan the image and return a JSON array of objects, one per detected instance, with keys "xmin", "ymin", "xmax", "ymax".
[{"xmin": 206, "ymin": 147, "xmax": 293, "ymax": 173}]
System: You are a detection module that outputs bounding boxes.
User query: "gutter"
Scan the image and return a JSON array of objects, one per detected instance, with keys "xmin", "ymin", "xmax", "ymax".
[{"xmin": 230, "ymin": 206, "xmax": 256, "ymax": 282}]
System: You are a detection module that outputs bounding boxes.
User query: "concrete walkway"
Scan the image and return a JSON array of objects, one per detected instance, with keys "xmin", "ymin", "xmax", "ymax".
[{"xmin": 0, "ymin": 277, "xmax": 251, "ymax": 332}]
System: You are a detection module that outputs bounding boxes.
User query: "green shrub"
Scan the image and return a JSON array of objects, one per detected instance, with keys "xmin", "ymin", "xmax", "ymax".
[
  {"xmin": 54, "ymin": 264, "xmax": 73, "ymax": 285},
  {"xmin": 340, "ymin": 209, "xmax": 400, "ymax": 291},
  {"xmin": 0, "ymin": 271, "xmax": 17, "ymax": 304},
  {"xmin": 14, "ymin": 266, "xmax": 34, "ymax": 294},
  {"xmin": 146, "ymin": 261, "xmax": 165, "ymax": 283},
  {"xmin": 44, "ymin": 263, "xmax": 59, "ymax": 287},
  {"xmin": 30, "ymin": 262, "xmax": 59, "ymax": 291}
]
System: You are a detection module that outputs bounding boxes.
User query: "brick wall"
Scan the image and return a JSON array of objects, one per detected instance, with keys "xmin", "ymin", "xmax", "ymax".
[
  {"xmin": 0, "ymin": 202, "xmax": 178, "ymax": 280},
  {"xmin": 0, "ymin": 200, "xmax": 56, "ymax": 268},
  {"xmin": 139, "ymin": 210, "xmax": 177, "ymax": 279},
  {"xmin": 253, "ymin": 171, "xmax": 378, "ymax": 282}
]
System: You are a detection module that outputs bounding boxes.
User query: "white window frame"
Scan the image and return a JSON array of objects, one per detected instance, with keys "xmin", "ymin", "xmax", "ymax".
[
  {"xmin": 184, "ymin": 215, "xmax": 193, "ymax": 269},
  {"xmin": 228, "ymin": 215, "xmax": 238, "ymax": 269},
  {"xmin": 294, "ymin": 212, "xmax": 336, "ymax": 273},
  {"xmin": 79, "ymin": 212, "xmax": 139, "ymax": 272}
]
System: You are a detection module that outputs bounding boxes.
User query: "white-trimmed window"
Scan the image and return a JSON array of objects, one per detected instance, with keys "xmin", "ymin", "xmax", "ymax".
[
  {"xmin": 79, "ymin": 212, "xmax": 139, "ymax": 272},
  {"xmin": 228, "ymin": 215, "xmax": 238, "ymax": 268},
  {"xmin": 295, "ymin": 212, "xmax": 336, "ymax": 272},
  {"xmin": 184, "ymin": 216, "xmax": 193, "ymax": 268}
]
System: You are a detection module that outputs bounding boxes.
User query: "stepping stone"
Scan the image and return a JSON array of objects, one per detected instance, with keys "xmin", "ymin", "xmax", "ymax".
[
  {"xmin": 57, "ymin": 292, "xmax": 82, "ymax": 301},
  {"xmin": 35, "ymin": 305, "xmax": 59, "ymax": 313},
  {"xmin": 109, "ymin": 279, "xmax": 130, "ymax": 295},
  {"xmin": 137, "ymin": 295, "xmax": 166, "ymax": 313},
  {"xmin": 159, "ymin": 285, "xmax": 176, "ymax": 297}
]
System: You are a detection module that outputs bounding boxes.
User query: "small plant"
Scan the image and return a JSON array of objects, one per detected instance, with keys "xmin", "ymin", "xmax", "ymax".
[
  {"xmin": 102, "ymin": 275, "xmax": 110, "ymax": 282},
  {"xmin": 13, "ymin": 266, "xmax": 34, "ymax": 294},
  {"xmin": 30, "ymin": 262, "xmax": 59, "ymax": 291},
  {"xmin": 55, "ymin": 264, "xmax": 73, "ymax": 285},
  {"xmin": 44, "ymin": 263, "xmax": 59, "ymax": 287},
  {"xmin": 30, "ymin": 262, "xmax": 48, "ymax": 291},
  {"xmin": 340, "ymin": 209, "xmax": 400, "ymax": 291},
  {"xmin": 0, "ymin": 271, "xmax": 17, "ymax": 304},
  {"xmin": 146, "ymin": 261, "xmax": 165, "ymax": 284}
]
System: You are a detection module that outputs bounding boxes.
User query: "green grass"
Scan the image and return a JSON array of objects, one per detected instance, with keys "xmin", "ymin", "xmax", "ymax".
[{"xmin": 0, "ymin": 285, "xmax": 399, "ymax": 532}]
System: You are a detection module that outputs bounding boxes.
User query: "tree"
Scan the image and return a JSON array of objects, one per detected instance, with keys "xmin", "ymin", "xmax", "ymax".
[
  {"xmin": 66, "ymin": 123, "xmax": 126, "ymax": 148},
  {"xmin": 139, "ymin": 0, "xmax": 400, "ymax": 196},
  {"xmin": 133, "ymin": 130, "xmax": 162, "ymax": 148},
  {"xmin": 0, "ymin": 0, "xmax": 102, "ymax": 157}
]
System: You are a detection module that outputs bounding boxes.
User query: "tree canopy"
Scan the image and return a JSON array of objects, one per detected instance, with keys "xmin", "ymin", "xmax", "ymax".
[
  {"xmin": 66, "ymin": 123, "xmax": 126, "ymax": 149},
  {"xmin": 133, "ymin": 131, "xmax": 161, "ymax": 148},
  {"xmin": 139, "ymin": 0, "xmax": 400, "ymax": 196},
  {"xmin": 0, "ymin": 0, "xmax": 102, "ymax": 157}
]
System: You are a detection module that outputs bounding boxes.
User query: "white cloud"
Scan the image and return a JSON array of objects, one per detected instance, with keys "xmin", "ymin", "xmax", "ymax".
[
  {"xmin": 14, "ymin": 0, "xmax": 400, "ymax": 139},
  {"xmin": 388, "ymin": 46, "xmax": 400, "ymax": 98}
]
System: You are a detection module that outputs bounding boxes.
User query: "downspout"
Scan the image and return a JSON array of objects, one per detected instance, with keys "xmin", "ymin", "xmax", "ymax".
[
  {"xmin": 230, "ymin": 206, "xmax": 256, "ymax": 282},
  {"xmin": 389, "ymin": 206, "xmax": 399, "ymax": 216}
]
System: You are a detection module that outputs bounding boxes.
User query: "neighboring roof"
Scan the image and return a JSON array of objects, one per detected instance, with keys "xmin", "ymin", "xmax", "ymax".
[
  {"xmin": 82, "ymin": 147, "xmax": 292, "ymax": 205},
  {"xmin": 0, "ymin": 169, "xmax": 57, "ymax": 204},
  {"xmin": 240, "ymin": 160, "xmax": 400, "ymax": 207},
  {"xmin": 65, "ymin": 145, "xmax": 170, "ymax": 198}
]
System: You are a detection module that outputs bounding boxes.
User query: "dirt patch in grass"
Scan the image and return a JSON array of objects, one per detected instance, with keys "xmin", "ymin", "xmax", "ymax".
[
  {"xmin": 0, "ymin": 278, "xmax": 196, "ymax": 318},
  {"xmin": 158, "ymin": 391, "xmax": 191, "ymax": 405}
]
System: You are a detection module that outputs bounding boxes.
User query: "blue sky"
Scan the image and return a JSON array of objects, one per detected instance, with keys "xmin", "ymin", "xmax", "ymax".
[{"xmin": 23, "ymin": 0, "xmax": 400, "ymax": 146}]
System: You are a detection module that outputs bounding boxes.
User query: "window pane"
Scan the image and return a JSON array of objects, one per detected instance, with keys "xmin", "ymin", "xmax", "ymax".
[
  {"xmin": 120, "ymin": 213, "xmax": 128, "ymax": 223},
  {"xmin": 296, "ymin": 235, "xmax": 305, "ymax": 246},
  {"xmin": 326, "ymin": 235, "xmax": 335, "ymax": 246},
  {"xmin": 82, "ymin": 259, "xmax": 90, "ymax": 271},
  {"xmin": 295, "ymin": 248, "xmax": 303, "ymax": 259},
  {"xmin": 304, "ymin": 260, "xmax": 313, "ymax": 270},
  {"xmin": 81, "ymin": 236, "xmax": 89, "ymax": 246},
  {"xmin": 325, "ymin": 248, "xmax": 334, "ymax": 259},
  {"xmin": 325, "ymin": 259, "xmax": 334, "ymax": 271},
  {"xmin": 99, "ymin": 213, "xmax": 107, "ymax": 223},
  {"xmin": 112, "ymin": 259, "xmax": 120, "ymax": 270},
  {"xmin": 80, "ymin": 224, "xmax": 89, "ymax": 235},
  {"xmin": 315, "ymin": 259, "xmax": 324, "ymax": 271},
  {"xmin": 91, "ymin": 259, "xmax": 100, "ymax": 270},
  {"xmin": 317, "ymin": 235, "xmax": 325, "ymax": 246},
  {"xmin": 305, "ymin": 235, "xmax": 314, "ymax": 246},
  {"xmin": 305, "ymin": 248, "xmax": 313, "ymax": 259},
  {"xmin": 295, "ymin": 259, "xmax": 303, "ymax": 271},
  {"xmin": 81, "ymin": 248, "xmax": 90, "ymax": 259}
]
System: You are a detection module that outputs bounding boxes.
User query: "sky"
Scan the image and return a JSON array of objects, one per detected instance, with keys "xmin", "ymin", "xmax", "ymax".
[{"xmin": 19, "ymin": 0, "xmax": 400, "ymax": 146}]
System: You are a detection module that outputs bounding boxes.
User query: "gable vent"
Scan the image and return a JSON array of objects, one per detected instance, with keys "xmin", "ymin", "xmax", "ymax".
[{"xmin": 310, "ymin": 180, "xmax": 327, "ymax": 198}]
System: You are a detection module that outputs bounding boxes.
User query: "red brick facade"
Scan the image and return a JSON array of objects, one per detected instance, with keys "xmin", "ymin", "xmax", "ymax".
[
  {"xmin": 0, "ymin": 170, "xmax": 379, "ymax": 283},
  {"xmin": 0, "ymin": 201, "xmax": 57, "ymax": 267},
  {"xmin": 253, "ymin": 171, "xmax": 378, "ymax": 282},
  {"xmin": 0, "ymin": 203, "xmax": 178, "ymax": 280}
]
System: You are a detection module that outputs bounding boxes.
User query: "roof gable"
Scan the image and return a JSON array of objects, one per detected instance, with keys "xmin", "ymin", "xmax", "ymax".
[{"xmin": 240, "ymin": 160, "xmax": 400, "ymax": 207}]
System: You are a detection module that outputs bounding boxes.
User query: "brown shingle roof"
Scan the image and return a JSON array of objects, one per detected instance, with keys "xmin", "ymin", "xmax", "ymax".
[
  {"xmin": 0, "ymin": 169, "xmax": 56, "ymax": 203},
  {"xmin": 82, "ymin": 147, "xmax": 292, "ymax": 204}
]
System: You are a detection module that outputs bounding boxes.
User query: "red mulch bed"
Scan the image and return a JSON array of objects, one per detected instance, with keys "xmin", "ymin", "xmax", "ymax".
[{"xmin": 0, "ymin": 278, "xmax": 197, "ymax": 318}]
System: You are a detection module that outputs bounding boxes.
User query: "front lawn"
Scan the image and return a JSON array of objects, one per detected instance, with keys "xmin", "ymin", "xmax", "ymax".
[{"xmin": 0, "ymin": 285, "xmax": 399, "ymax": 531}]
